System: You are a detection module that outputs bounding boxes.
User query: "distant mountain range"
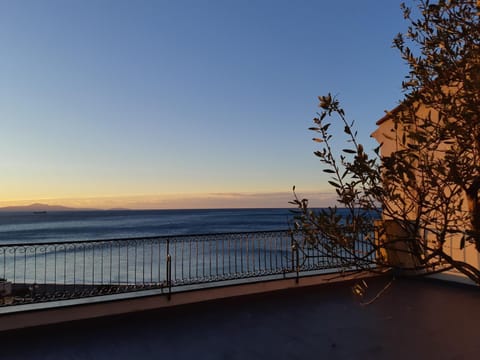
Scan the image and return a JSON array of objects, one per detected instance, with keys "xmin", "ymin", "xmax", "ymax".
[{"xmin": 0, "ymin": 203, "xmax": 99, "ymax": 212}]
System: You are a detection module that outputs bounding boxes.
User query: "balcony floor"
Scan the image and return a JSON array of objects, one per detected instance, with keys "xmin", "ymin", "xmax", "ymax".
[{"xmin": 1, "ymin": 277, "xmax": 480, "ymax": 360}]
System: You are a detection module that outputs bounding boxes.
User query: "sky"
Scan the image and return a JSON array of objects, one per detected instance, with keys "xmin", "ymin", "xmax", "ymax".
[{"xmin": 0, "ymin": 0, "xmax": 413, "ymax": 209}]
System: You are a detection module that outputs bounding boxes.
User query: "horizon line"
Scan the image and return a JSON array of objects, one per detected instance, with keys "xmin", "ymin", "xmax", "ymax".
[{"xmin": 0, "ymin": 190, "xmax": 337, "ymax": 210}]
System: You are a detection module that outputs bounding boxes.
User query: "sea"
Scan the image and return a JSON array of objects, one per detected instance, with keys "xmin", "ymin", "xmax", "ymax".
[
  {"xmin": 0, "ymin": 208, "xmax": 296, "ymax": 244},
  {"xmin": 0, "ymin": 208, "xmax": 372, "ymax": 285}
]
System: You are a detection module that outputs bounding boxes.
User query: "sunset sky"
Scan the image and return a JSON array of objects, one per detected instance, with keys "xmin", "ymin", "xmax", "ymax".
[{"xmin": 0, "ymin": 0, "xmax": 412, "ymax": 209}]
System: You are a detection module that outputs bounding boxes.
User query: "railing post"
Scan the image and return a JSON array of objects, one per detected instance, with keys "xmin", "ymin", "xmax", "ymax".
[
  {"xmin": 291, "ymin": 237, "xmax": 299, "ymax": 284},
  {"xmin": 166, "ymin": 239, "xmax": 172, "ymax": 300},
  {"xmin": 295, "ymin": 243, "xmax": 299, "ymax": 283}
]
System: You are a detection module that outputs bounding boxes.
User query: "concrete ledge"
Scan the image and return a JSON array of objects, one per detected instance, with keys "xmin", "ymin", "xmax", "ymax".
[
  {"xmin": 427, "ymin": 270, "xmax": 479, "ymax": 286},
  {"xmin": 0, "ymin": 270, "xmax": 377, "ymax": 332}
]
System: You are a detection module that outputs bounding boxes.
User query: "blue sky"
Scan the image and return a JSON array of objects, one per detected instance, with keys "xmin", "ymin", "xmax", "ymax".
[{"xmin": 0, "ymin": 0, "xmax": 412, "ymax": 208}]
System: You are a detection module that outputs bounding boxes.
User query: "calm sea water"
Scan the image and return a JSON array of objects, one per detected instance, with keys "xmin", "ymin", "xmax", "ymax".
[
  {"xmin": 0, "ymin": 208, "xmax": 372, "ymax": 285},
  {"xmin": 0, "ymin": 208, "xmax": 295, "ymax": 244}
]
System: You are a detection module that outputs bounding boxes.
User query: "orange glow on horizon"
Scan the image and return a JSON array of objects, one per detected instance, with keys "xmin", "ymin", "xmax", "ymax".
[{"xmin": 0, "ymin": 191, "xmax": 337, "ymax": 210}]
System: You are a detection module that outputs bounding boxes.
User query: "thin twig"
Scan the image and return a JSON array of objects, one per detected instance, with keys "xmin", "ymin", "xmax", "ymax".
[{"xmin": 360, "ymin": 278, "xmax": 395, "ymax": 306}]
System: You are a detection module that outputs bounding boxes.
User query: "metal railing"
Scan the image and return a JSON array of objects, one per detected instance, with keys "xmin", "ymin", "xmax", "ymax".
[{"xmin": 0, "ymin": 230, "xmax": 371, "ymax": 307}]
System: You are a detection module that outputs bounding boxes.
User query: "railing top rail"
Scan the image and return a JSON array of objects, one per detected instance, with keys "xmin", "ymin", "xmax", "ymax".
[{"xmin": 0, "ymin": 229, "xmax": 292, "ymax": 248}]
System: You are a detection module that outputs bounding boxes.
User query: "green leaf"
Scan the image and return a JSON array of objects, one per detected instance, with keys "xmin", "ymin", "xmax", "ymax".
[{"xmin": 328, "ymin": 180, "xmax": 341, "ymax": 188}]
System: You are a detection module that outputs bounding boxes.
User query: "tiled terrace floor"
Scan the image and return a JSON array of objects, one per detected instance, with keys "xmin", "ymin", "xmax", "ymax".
[{"xmin": 1, "ymin": 277, "xmax": 479, "ymax": 360}]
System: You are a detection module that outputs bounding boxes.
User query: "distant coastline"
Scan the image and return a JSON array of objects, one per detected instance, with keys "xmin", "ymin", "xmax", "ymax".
[
  {"xmin": 0, "ymin": 203, "xmax": 297, "ymax": 213},
  {"xmin": 0, "ymin": 203, "xmax": 100, "ymax": 213}
]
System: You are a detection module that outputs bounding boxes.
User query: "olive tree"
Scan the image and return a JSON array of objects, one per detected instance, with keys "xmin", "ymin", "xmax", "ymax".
[{"xmin": 291, "ymin": 0, "xmax": 480, "ymax": 288}]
